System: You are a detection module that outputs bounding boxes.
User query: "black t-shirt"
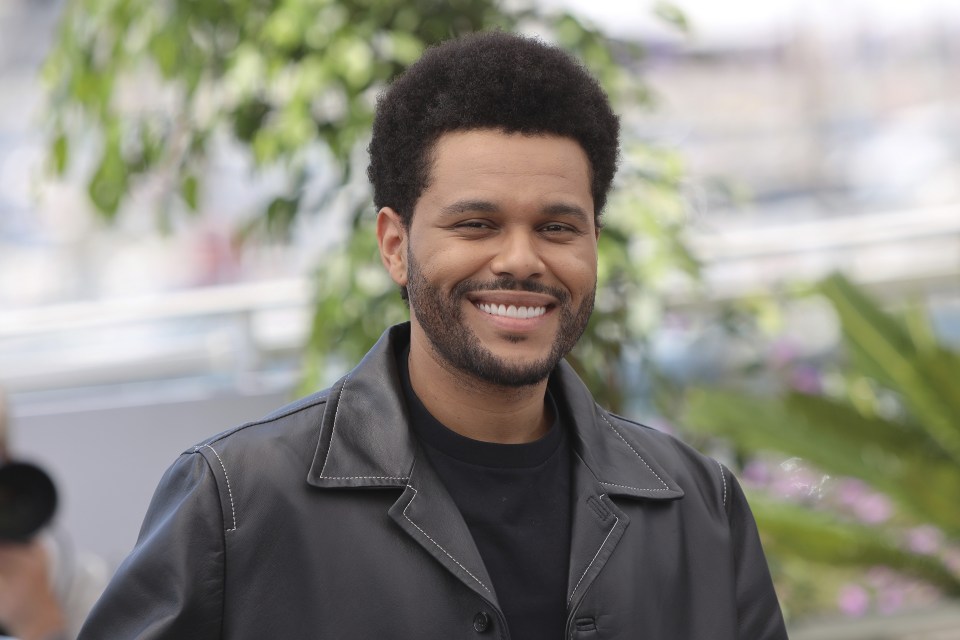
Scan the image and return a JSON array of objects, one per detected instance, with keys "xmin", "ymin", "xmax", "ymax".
[{"xmin": 397, "ymin": 350, "xmax": 572, "ymax": 640}]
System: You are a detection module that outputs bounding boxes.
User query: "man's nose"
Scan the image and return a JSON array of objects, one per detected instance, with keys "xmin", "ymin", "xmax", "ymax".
[{"xmin": 489, "ymin": 229, "xmax": 545, "ymax": 280}]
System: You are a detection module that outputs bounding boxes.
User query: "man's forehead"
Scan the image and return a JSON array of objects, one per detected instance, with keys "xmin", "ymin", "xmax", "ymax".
[{"xmin": 426, "ymin": 129, "xmax": 591, "ymax": 177}]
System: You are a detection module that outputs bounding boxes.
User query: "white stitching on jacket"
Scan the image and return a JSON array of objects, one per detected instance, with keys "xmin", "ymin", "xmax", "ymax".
[
  {"xmin": 402, "ymin": 485, "xmax": 491, "ymax": 593},
  {"xmin": 322, "ymin": 476, "xmax": 408, "ymax": 481},
  {"xmin": 599, "ymin": 412, "xmax": 670, "ymax": 489},
  {"xmin": 601, "ymin": 480, "xmax": 670, "ymax": 493},
  {"xmin": 318, "ymin": 378, "xmax": 348, "ymax": 477},
  {"xmin": 716, "ymin": 459, "xmax": 727, "ymax": 507},
  {"xmin": 204, "ymin": 444, "xmax": 237, "ymax": 532},
  {"xmin": 568, "ymin": 495, "xmax": 619, "ymax": 605}
]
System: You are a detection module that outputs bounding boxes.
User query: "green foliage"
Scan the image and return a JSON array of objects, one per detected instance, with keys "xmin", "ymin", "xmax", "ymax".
[
  {"xmin": 47, "ymin": 0, "xmax": 511, "ymax": 216},
  {"xmin": 822, "ymin": 275, "xmax": 960, "ymax": 464},
  {"xmin": 300, "ymin": 214, "xmax": 410, "ymax": 391},
  {"xmin": 753, "ymin": 498, "xmax": 960, "ymax": 597},
  {"xmin": 653, "ymin": 2, "xmax": 690, "ymax": 33},
  {"xmin": 565, "ymin": 143, "xmax": 700, "ymax": 411},
  {"xmin": 44, "ymin": 0, "xmax": 627, "ymax": 223},
  {"xmin": 686, "ymin": 273, "xmax": 960, "ymax": 594}
]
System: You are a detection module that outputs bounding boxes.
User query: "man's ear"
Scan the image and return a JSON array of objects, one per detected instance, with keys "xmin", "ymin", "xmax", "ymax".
[{"xmin": 376, "ymin": 207, "xmax": 408, "ymax": 288}]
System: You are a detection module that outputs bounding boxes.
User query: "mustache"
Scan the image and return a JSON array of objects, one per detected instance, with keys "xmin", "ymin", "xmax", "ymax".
[{"xmin": 451, "ymin": 276, "xmax": 570, "ymax": 304}]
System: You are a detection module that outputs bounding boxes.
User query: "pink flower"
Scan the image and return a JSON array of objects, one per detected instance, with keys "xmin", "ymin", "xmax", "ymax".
[
  {"xmin": 878, "ymin": 585, "xmax": 905, "ymax": 614},
  {"xmin": 769, "ymin": 339, "xmax": 799, "ymax": 368},
  {"xmin": 789, "ymin": 364, "xmax": 822, "ymax": 395},
  {"xmin": 835, "ymin": 479, "xmax": 869, "ymax": 507},
  {"xmin": 832, "ymin": 481, "xmax": 895, "ymax": 524},
  {"xmin": 771, "ymin": 462, "xmax": 824, "ymax": 501},
  {"xmin": 838, "ymin": 584, "xmax": 870, "ymax": 617},
  {"xmin": 905, "ymin": 526, "xmax": 943, "ymax": 555},
  {"xmin": 741, "ymin": 459, "xmax": 771, "ymax": 488},
  {"xmin": 853, "ymin": 492, "xmax": 893, "ymax": 524}
]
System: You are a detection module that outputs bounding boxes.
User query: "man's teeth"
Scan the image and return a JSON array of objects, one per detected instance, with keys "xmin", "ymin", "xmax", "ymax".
[{"xmin": 477, "ymin": 303, "xmax": 547, "ymax": 319}]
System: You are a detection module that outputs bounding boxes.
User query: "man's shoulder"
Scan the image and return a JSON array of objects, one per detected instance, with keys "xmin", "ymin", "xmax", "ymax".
[
  {"xmin": 186, "ymin": 387, "xmax": 334, "ymax": 457},
  {"xmin": 598, "ymin": 409, "xmax": 728, "ymax": 488},
  {"xmin": 601, "ymin": 410, "xmax": 697, "ymax": 455}
]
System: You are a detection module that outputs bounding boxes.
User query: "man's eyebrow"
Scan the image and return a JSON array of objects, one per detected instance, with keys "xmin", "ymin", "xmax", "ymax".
[
  {"xmin": 440, "ymin": 200, "xmax": 590, "ymax": 222},
  {"xmin": 439, "ymin": 199, "xmax": 500, "ymax": 216},
  {"xmin": 541, "ymin": 202, "xmax": 590, "ymax": 223}
]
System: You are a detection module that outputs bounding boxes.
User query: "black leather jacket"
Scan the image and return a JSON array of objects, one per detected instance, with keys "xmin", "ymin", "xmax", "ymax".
[{"xmin": 80, "ymin": 324, "xmax": 787, "ymax": 639}]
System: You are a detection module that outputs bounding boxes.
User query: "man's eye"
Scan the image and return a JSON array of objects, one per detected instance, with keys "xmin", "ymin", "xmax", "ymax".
[
  {"xmin": 456, "ymin": 221, "xmax": 492, "ymax": 230},
  {"xmin": 541, "ymin": 224, "xmax": 575, "ymax": 234}
]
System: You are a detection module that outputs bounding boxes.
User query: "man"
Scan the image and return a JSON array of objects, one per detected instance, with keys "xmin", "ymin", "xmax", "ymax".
[{"xmin": 80, "ymin": 32, "xmax": 787, "ymax": 639}]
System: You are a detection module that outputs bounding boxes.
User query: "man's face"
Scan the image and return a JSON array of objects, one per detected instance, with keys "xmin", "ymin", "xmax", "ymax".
[{"xmin": 389, "ymin": 129, "xmax": 599, "ymax": 387}]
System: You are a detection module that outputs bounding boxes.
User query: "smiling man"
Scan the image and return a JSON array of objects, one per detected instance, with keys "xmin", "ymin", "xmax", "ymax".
[
  {"xmin": 79, "ymin": 32, "xmax": 787, "ymax": 640},
  {"xmin": 381, "ymin": 131, "xmax": 599, "ymax": 441}
]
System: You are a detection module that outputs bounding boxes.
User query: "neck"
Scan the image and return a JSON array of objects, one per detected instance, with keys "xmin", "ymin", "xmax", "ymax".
[{"xmin": 407, "ymin": 331, "xmax": 551, "ymax": 444}]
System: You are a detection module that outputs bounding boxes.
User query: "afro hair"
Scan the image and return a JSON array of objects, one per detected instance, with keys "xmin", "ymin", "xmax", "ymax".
[{"xmin": 367, "ymin": 31, "xmax": 620, "ymax": 227}]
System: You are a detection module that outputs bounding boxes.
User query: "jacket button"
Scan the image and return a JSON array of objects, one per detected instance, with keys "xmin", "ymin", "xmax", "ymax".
[{"xmin": 473, "ymin": 611, "xmax": 491, "ymax": 633}]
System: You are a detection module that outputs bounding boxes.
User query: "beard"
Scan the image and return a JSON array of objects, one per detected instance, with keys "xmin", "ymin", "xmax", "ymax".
[{"xmin": 405, "ymin": 251, "xmax": 595, "ymax": 388}]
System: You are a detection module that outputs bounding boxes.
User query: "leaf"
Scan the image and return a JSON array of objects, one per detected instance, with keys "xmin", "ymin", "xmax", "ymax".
[
  {"xmin": 265, "ymin": 195, "xmax": 300, "ymax": 238},
  {"xmin": 329, "ymin": 35, "xmax": 374, "ymax": 90},
  {"xmin": 653, "ymin": 2, "xmax": 690, "ymax": 33},
  {"xmin": 821, "ymin": 273, "xmax": 960, "ymax": 464},
  {"xmin": 88, "ymin": 129, "xmax": 128, "ymax": 219},
  {"xmin": 821, "ymin": 273, "xmax": 916, "ymax": 369},
  {"xmin": 751, "ymin": 498, "xmax": 960, "ymax": 596},
  {"xmin": 904, "ymin": 302, "xmax": 938, "ymax": 353},
  {"xmin": 181, "ymin": 173, "xmax": 199, "ymax": 211},
  {"xmin": 685, "ymin": 389, "xmax": 960, "ymax": 535},
  {"xmin": 384, "ymin": 31, "xmax": 424, "ymax": 66},
  {"xmin": 51, "ymin": 131, "xmax": 69, "ymax": 175},
  {"xmin": 232, "ymin": 98, "xmax": 272, "ymax": 143},
  {"xmin": 149, "ymin": 30, "xmax": 181, "ymax": 79}
]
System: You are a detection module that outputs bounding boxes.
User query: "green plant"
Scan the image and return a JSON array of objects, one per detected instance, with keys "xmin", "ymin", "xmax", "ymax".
[
  {"xmin": 44, "ymin": 0, "xmax": 632, "ymax": 223},
  {"xmin": 685, "ymin": 273, "xmax": 960, "ymax": 604}
]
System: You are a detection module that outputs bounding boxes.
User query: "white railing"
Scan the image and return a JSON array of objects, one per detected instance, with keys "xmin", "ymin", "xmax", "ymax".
[{"xmin": 0, "ymin": 279, "xmax": 312, "ymax": 395}]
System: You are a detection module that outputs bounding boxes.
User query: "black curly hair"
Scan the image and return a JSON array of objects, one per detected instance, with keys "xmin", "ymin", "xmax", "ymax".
[{"xmin": 367, "ymin": 31, "xmax": 620, "ymax": 228}]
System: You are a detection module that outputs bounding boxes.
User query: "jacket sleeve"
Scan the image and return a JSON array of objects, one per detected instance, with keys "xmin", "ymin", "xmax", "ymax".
[
  {"xmin": 78, "ymin": 451, "xmax": 225, "ymax": 639},
  {"xmin": 725, "ymin": 469, "xmax": 789, "ymax": 640}
]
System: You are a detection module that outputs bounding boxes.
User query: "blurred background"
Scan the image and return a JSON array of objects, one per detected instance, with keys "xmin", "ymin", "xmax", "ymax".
[{"xmin": 0, "ymin": 0, "xmax": 958, "ymax": 637}]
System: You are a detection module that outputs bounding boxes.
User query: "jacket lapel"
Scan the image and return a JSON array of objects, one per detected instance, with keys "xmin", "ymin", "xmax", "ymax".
[
  {"xmin": 388, "ymin": 456, "xmax": 500, "ymax": 608},
  {"xmin": 307, "ymin": 325, "xmax": 498, "ymax": 606},
  {"xmin": 550, "ymin": 365, "xmax": 684, "ymax": 501},
  {"xmin": 550, "ymin": 363, "xmax": 685, "ymax": 617},
  {"xmin": 307, "ymin": 327, "xmax": 414, "ymax": 489},
  {"xmin": 566, "ymin": 451, "xmax": 629, "ymax": 612}
]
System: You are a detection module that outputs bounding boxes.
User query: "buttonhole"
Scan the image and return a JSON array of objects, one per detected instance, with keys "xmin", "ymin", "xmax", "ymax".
[
  {"xmin": 586, "ymin": 496, "xmax": 610, "ymax": 521},
  {"xmin": 575, "ymin": 617, "xmax": 596, "ymax": 631}
]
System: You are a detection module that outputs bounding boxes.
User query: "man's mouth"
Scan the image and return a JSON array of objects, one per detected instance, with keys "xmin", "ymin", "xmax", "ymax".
[{"xmin": 475, "ymin": 303, "xmax": 547, "ymax": 319}]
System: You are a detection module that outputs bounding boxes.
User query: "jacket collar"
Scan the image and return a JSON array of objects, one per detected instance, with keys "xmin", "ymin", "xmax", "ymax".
[{"xmin": 307, "ymin": 323, "xmax": 684, "ymax": 501}]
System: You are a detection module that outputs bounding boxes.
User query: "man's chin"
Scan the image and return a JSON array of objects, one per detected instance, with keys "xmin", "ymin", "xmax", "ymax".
[{"xmin": 457, "ymin": 353, "xmax": 559, "ymax": 388}]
